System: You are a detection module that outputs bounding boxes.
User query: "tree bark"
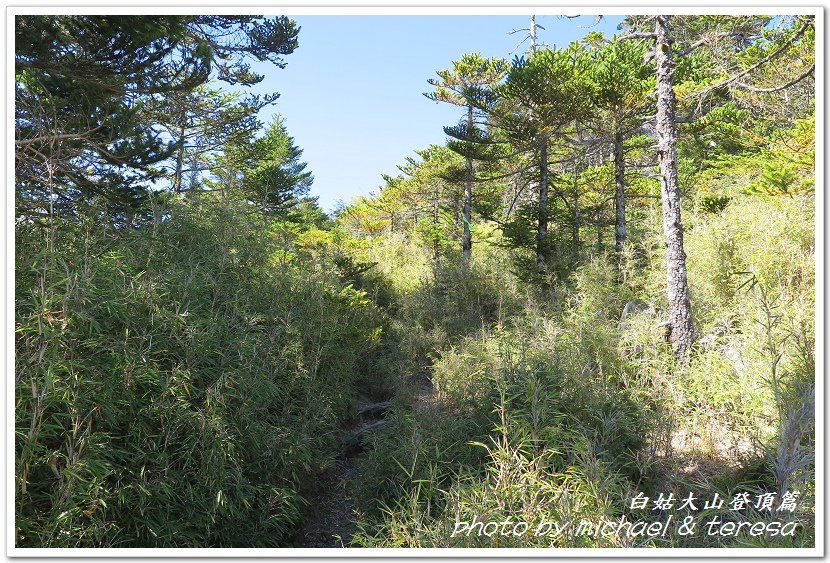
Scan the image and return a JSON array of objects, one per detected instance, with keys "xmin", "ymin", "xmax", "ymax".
[
  {"xmin": 529, "ymin": 15, "xmax": 538, "ymax": 57},
  {"xmin": 536, "ymin": 140, "xmax": 549, "ymax": 270},
  {"xmin": 173, "ymin": 122, "xmax": 186, "ymax": 193},
  {"xmin": 462, "ymin": 104, "xmax": 474, "ymax": 265},
  {"xmin": 613, "ymin": 123, "xmax": 627, "ymax": 255},
  {"xmin": 433, "ymin": 182, "xmax": 440, "ymax": 274},
  {"xmin": 573, "ymin": 160, "xmax": 580, "ymax": 248},
  {"xmin": 654, "ymin": 16, "xmax": 695, "ymax": 359}
]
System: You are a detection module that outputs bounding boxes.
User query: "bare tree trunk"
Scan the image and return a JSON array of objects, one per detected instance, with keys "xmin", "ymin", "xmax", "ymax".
[
  {"xmin": 529, "ymin": 15, "xmax": 538, "ymax": 56},
  {"xmin": 462, "ymin": 104, "xmax": 474, "ymax": 265},
  {"xmin": 536, "ymin": 140, "xmax": 549, "ymax": 270},
  {"xmin": 654, "ymin": 16, "xmax": 695, "ymax": 359},
  {"xmin": 613, "ymin": 123, "xmax": 627, "ymax": 255}
]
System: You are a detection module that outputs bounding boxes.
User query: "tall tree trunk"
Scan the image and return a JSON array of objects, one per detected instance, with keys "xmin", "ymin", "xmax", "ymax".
[
  {"xmin": 529, "ymin": 15, "xmax": 538, "ymax": 56},
  {"xmin": 462, "ymin": 104, "xmax": 473, "ymax": 265},
  {"xmin": 173, "ymin": 122, "xmax": 186, "ymax": 193},
  {"xmin": 573, "ymin": 159, "xmax": 580, "ymax": 248},
  {"xmin": 433, "ymin": 182, "xmax": 440, "ymax": 274},
  {"xmin": 654, "ymin": 16, "xmax": 695, "ymax": 359},
  {"xmin": 536, "ymin": 140, "xmax": 549, "ymax": 270},
  {"xmin": 613, "ymin": 121, "xmax": 627, "ymax": 256}
]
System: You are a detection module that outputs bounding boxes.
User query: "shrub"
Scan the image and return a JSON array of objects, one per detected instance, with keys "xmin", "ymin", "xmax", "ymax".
[{"xmin": 15, "ymin": 198, "xmax": 383, "ymax": 546}]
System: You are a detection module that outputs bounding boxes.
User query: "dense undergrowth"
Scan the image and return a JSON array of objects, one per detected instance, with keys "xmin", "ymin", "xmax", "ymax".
[
  {"xmin": 14, "ymin": 13, "xmax": 815, "ymax": 551},
  {"xmin": 14, "ymin": 188, "xmax": 815, "ymax": 549},
  {"xmin": 15, "ymin": 197, "xmax": 386, "ymax": 547},
  {"xmin": 345, "ymin": 190, "xmax": 815, "ymax": 548}
]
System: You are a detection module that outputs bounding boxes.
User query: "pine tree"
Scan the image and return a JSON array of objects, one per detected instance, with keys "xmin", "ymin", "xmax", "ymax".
[
  {"xmin": 619, "ymin": 14, "xmax": 813, "ymax": 359},
  {"xmin": 426, "ymin": 53, "xmax": 507, "ymax": 264},
  {"xmin": 14, "ymin": 15, "xmax": 300, "ymax": 222},
  {"xmin": 588, "ymin": 38, "xmax": 654, "ymax": 258},
  {"xmin": 242, "ymin": 118, "xmax": 314, "ymax": 219},
  {"xmin": 141, "ymin": 84, "xmax": 274, "ymax": 193},
  {"xmin": 399, "ymin": 145, "xmax": 467, "ymax": 273},
  {"xmin": 651, "ymin": 16, "xmax": 696, "ymax": 358},
  {"xmin": 497, "ymin": 45, "xmax": 596, "ymax": 271}
]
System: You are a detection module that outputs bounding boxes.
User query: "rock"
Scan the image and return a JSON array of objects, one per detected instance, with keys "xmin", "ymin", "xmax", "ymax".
[{"xmin": 341, "ymin": 420, "xmax": 390, "ymax": 455}]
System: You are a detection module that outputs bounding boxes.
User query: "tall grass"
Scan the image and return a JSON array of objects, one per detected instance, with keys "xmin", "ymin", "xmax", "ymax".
[
  {"xmin": 350, "ymin": 248, "xmax": 648, "ymax": 547},
  {"xmin": 15, "ymin": 197, "xmax": 384, "ymax": 546},
  {"xmin": 349, "ymin": 189, "xmax": 814, "ymax": 548}
]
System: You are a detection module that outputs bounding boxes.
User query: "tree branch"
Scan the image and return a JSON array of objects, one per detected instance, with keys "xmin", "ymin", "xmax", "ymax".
[
  {"xmin": 15, "ymin": 125, "xmax": 107, "ymax": 146},
  {"xmin": 617, "ymin": 31, "xmax": 657, "ymax": 41},
  {"xmin": 736, "ymin": 62, "xmax": 814, "ymax": 93},
  {"xmin": 693, "ymin": 19, "xmax": 812, "ymax": 99}
]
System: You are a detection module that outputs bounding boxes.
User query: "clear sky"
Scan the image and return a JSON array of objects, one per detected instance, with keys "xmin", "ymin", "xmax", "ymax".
[{"xmin": 247, "ymin": 15, "xmax": 625, "ymax": 212}]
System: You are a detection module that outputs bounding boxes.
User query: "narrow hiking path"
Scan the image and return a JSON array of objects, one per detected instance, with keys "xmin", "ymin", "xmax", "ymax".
[
  {"xmin": 294, "ymin": 456, "xmax": 360, "ymax": 547},
  {"xmin": 293, "ymin": 396, "xmax": 393, "ymax": 547},
  {"xmin": 293, "ymin": 367, "xmax": 437, "ymax": 548}
]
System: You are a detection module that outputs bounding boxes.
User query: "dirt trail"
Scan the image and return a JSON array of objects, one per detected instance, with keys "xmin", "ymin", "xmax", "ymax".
[
  {"xmin": 295, "ymin": 456, "xmax": 361, "ymax": 547},
  {"xmin": 293, "ymin": 369, "xmax": 438, "ymax": 548},
  {"xmin": 294, "ymin": 395, "xmax": 392, "ymax": 548}
]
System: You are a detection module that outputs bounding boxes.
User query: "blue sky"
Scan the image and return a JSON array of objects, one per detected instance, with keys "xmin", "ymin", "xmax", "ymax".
[{"xmin": 247, "ymin": 15, "xmax": 625, "ymax": 212}]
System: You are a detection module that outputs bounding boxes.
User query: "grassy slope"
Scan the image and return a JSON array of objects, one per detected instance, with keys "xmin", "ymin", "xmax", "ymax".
[{"xmin": 347, "ymin": 189, "xmax": 815, "ymax": 547}]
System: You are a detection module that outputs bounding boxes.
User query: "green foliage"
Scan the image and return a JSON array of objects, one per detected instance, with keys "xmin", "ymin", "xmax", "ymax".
[
  {"xmin": 144, "ymin": 83, "xmax": 276, "ymax": 193},
  {"xmin": 350, "ymin": 141, "xmax": 814, "ymax": 548},
  {"xmin": 590, "ymin": 38, "xmax": 653, "ymax": 113},
  {"xmin": 15, "ymin": 198, "xmax": 382, "ymax": 546},
  {"xmin": 235, "ymin": 117, "xmax": 314, "ymax": 217},
  {"xmin": 498, "ymin": 44, "xmax": 596, "ymax": 140},
  {"xmin": 15, "ymin": 15, "xmax": 300, "ymax": 220},
  {"xmin": 425, "ymin": 53, "xmax": 508, "ymax": 110},
  {"xmin": 15, "ymin": 12, "xmax": 816, "ymax": 550},
  {"xmin": 691, "ymin": 114, "xmax": 814, "ymax": 214},
  {"xmin": 188, "ymin": 16, "xmax": 300, "ymax": 85},
  {"xmin": 353, "ymin": 276, "xmax": 648, "ymax": 547}
]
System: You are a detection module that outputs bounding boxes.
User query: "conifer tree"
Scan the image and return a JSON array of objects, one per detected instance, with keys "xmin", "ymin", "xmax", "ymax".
[
  {"xmin": 651, "ymin": 16, "xmax": 696, "ymax": 358},
  {"xmin": 15, "ymin": 15, "xmax": 300, "ymax": 221},
  {"xmin": 142, "ymin": 84, "xmax": 273, "ymax": 193},
  {"xmin": 497, "ymin": 45, "xmax": 595, "ymax": 271},
  {"xmin": 588, "ymin": 38, "xmax": 654, "ymax": 257},
  {"xmin": 426, "ymin": 54, "xmax": 507, "ymax": 264},
  {"xmin": 620, "ymin": 14, "xmax": 813, "ymax": 359},
  {"xmin": 237, "ymin": 118, "xmax": 313, "ymax": 219},
  {"xmin": 399, "ymin": 145, "xmax": 467, "ymax": 273}
]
